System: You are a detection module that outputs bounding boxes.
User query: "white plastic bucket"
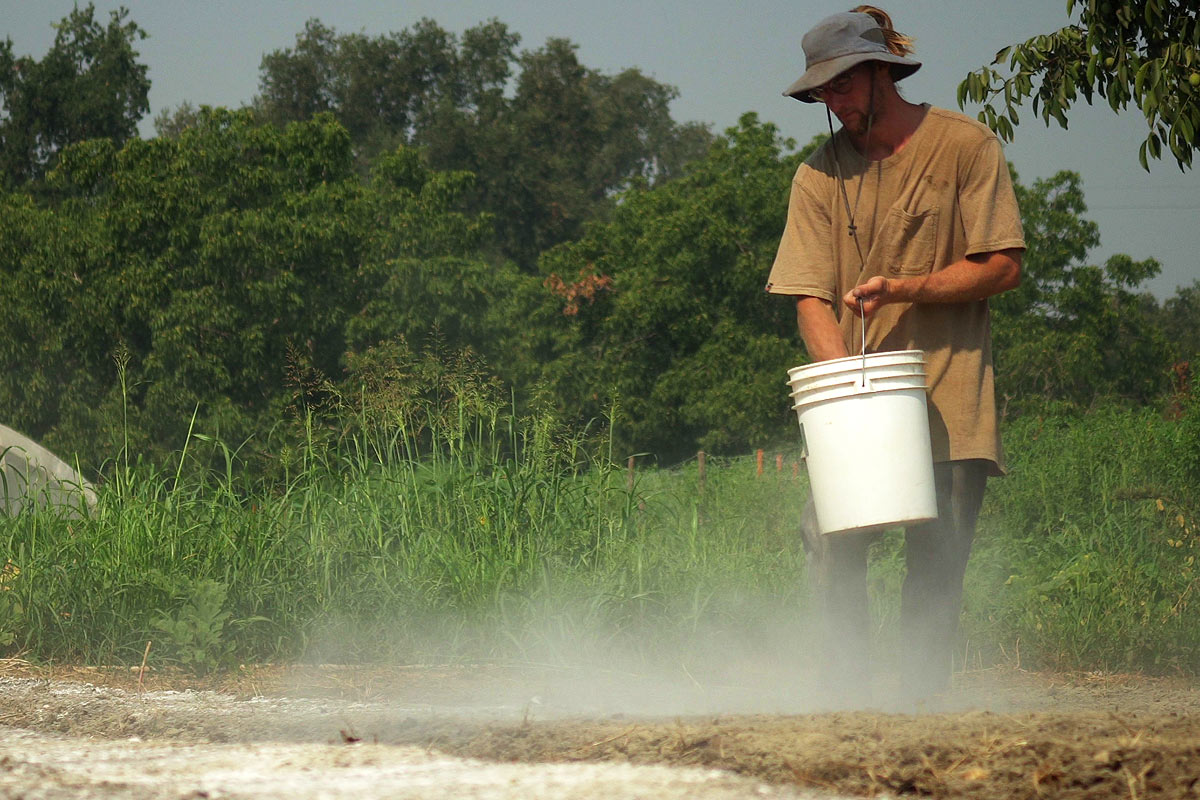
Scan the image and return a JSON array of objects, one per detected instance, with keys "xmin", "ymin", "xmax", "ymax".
[{"xmin": 787, "ymin": 350, "xmax": 937, "ymax": 535}]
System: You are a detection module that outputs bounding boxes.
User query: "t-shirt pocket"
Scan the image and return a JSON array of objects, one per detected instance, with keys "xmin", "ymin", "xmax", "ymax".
[{"xmin": 879, "ymin": 206, "xmax": 939, "ymax": 276}]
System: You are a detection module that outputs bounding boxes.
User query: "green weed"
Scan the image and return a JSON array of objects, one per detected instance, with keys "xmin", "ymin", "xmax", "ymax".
[{"xmin": 150, "ymin": 576, "xmax": 236, "ymax": 675}]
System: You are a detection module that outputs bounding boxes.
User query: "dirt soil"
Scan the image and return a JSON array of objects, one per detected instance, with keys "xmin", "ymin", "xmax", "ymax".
[{"xmin": 3, "ymin": 659, "xmax": 1200, "ymax": 799}]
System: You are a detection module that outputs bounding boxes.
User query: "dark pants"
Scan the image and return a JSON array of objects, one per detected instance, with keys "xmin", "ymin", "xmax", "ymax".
[{"xmin": 801, "ymin": 459, "xmax": 989, "ymax": 701}]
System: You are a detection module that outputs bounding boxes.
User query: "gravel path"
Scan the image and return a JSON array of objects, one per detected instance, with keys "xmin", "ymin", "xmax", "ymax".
[{"xmin": 2, "ymin": 663, "xmax": 1199, "ymax": 799}]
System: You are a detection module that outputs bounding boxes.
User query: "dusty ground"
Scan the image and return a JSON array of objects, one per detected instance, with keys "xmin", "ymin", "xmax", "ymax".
[{"xmin": 2, "ymin": 659, "xmax": 1200, "ymax": 799}]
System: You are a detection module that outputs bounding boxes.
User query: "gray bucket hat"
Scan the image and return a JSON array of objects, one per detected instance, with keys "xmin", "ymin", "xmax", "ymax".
[{"xmin": 783, "ymin": 12, "xmax": 921, "ymax": 103}]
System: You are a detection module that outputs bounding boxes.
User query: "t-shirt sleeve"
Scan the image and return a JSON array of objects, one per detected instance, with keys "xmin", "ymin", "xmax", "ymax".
[
  {"xmin": 765, "ymin": 167, "xmax": 837, "ymax": 301},
  {"xmin": 957, "ymin": 135, "xmax": 1026, "ymax": 256}
]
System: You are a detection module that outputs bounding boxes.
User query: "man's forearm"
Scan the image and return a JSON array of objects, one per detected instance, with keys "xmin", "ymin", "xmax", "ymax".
[
  {"xmin": 796, "ymin": 296, "xmax": 849, "ymax": 362},
  {"xmin": 889, "ymin": 249, "xmax": 1022, "ymax": 304},
  {"xmin": 846, "ymin": 248, "xmax": 1022, "ymax": 315}
]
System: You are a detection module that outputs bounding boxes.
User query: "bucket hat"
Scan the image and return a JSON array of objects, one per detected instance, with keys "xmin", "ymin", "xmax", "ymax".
[{"xmin": 783, "ymin": 12, "xmax": 921, "ymax": 103}]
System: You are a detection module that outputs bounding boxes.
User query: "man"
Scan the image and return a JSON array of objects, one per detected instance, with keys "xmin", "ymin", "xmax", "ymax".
[{"xmin": 766, "ymin": 7, "xmax": 1024, "ymax": 704}]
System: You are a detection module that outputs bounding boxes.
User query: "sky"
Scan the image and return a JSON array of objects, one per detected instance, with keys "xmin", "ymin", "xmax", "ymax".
[{"xmin": 5, "ymin": 0, "xmax": 1197, "ymax": 299}]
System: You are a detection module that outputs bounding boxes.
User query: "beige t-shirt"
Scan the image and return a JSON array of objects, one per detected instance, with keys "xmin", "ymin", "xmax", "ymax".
[{"xmin": 766, "ymin": 106, "xmax": 1025, "ymax": 474}]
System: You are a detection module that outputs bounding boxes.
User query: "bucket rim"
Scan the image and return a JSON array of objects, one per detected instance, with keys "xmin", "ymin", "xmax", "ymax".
[
  {"xmin": 789, "ymin": 374, "xmax": 927, "ymax": 398},
  {"xmin": 787, "ymin": 349, "xmax": 925, "ymax": 381}
]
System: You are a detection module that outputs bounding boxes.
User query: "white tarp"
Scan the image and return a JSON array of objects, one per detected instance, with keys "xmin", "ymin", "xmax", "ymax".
[{"xmin": 0, "ymin": 424, "xmax": 96, "ymax": 516}]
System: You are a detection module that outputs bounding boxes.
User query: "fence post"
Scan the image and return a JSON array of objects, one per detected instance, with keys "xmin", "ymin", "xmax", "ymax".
[
  {"xmin": 627, "ymin": 455, "xmax": 635, "ymax": 492},
  {"xmin": 697, "ymin": 450, "xmax": 706, "ymax": 498},
  {"xmin": 756, "ymin": 448, "xmax": 764, "ymax": 477},
  {"xmin": 776, "ymin": 453, "xmax": 783, "ymax": 473}
]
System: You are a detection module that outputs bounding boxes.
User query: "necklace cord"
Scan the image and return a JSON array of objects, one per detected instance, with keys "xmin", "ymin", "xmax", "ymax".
[{"xmin": 826, "ymin": 69, "xmax": 876, "ymax": 376}]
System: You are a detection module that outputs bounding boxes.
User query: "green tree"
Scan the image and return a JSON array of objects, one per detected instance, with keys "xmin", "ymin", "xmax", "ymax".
[
  {"xmin": 255, "ymin": 17, "xmax": 519, "ymax": 165},
  {"xmin": 518, "ymin": 115, "xmax": 812, "ymax": 460},
  {"xmin": 0, "ymin": 110, "xmax": 499, "ymax": 467},
  {"xmin": 1155, "ymin": 279, "xmax": 1200, "ymax": 364},
  {"xmin": 0, "ymin": 4, "xmax": 150, "ymax": 186},
  {"xmin": 257, "ymin": 17, "xmax": 511, "ymax": 163},
  {"xmin": 253, "ymin": 18, "xmax": 711, "ymax": 267},
  {"xmin": 153, "ymin": 101, "xmax": 204, "ymax": 139},
  {"xmin": 991, "ymin": 168, "xmax": 1169, "ymax": 408},
  {"xmin": 480, "ymin": 38, "xmax": 710, "ymax": 266},
  {"xmin": 959, "ymin": 0, "xmax": 1199, "ymax": 170}
]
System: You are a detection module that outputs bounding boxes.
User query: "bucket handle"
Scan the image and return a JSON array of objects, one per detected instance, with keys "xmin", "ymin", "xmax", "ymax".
[{"xmin": 857, "ymin": 297, "xmax": 867, "ymax": 388}]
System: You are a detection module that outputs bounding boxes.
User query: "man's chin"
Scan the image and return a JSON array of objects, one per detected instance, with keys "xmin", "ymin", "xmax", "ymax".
[{"xmin": 837, "ymin": 112, "xmax": 869, "ymax": 137}]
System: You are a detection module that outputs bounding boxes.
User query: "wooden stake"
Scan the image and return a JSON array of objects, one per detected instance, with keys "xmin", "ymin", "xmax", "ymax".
[
  {"xmin": 776, "ymin": 453, "xmax": 783, "ymax": 472},
  {"xmin": 137, "ymin": 640, "xmax": 151, "ymax": 693},
  {"xmin": 626, "ymin": 455, "xmax": 635, "ymax": 492},
  {"xmin": 756, "ymin": 449, "xmax": 764, "ymax": 476},
  {"xmin": 697, "ymin": 450, "xmax": 706, "ymax": 497}
]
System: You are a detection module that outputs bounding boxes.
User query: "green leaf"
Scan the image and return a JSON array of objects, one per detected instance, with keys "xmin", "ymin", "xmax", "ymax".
[
  {"xmin": 999, "ymin": 115, "xmax": 1015, "ymax": 141},
  {"xmin": 1143, "ymin": 89, "xmax": 1159, "ymax": 119},
  {"xmin": 1179, "ymin": 112, "xmax": 1195, "ymax": 147},
  {"xmin": 1108, "ymin": 85, "xmax": 1123, "ymax": 112},
  {"xmin": 1134, "ymin": 60, "xmax": 1151, "ymax": 97}
]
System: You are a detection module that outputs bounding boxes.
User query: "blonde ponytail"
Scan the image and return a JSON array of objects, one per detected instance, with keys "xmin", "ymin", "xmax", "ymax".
[{"xmin": 851, "ymin": 5, "xmax": 915, "ymax": 57}]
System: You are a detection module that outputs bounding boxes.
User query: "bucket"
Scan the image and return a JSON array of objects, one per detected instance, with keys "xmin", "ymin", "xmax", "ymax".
[{"xmin": 786, "ymin": 350, "xmax": 937, "ymax": 535}]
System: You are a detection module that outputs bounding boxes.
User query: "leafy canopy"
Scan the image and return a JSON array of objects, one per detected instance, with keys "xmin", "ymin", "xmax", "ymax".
[
  {"xmin": 0, "ymin": 109, "xmax": 507, "ymax": 466},
  {"xmin": 959, "ymin": 0, "xmax": 1200, "ymax": 170},
  {"xmin": 0, "ymin": 3, "xmax": 149, "ymax": 186},
  {"xmin": 249, "ymin": 17, "xmax": 711, "ymax": 267},
  {"xmin": 524, "ymin": 115, "xmax": 817, "ymax": 459},
  {"xmin": 992, "ymin": 168, "xmax": 1169, "ymax": 408}
]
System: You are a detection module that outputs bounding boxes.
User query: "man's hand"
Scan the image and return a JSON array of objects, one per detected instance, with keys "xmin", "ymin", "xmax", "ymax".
[{"xmin": 843, "ymin": 276, "xmax": 891, "ymax": 317}]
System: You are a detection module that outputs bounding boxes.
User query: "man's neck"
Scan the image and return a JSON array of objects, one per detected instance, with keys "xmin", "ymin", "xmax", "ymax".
[{"xmin": 847, "ymin": 98, "xmax": 927, "ymax": 161}]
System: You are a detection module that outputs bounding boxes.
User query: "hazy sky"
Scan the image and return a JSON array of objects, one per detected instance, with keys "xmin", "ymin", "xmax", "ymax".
[{"xmin": 5, "ymin": 0, "xmax": 1197, "ymax": 298}]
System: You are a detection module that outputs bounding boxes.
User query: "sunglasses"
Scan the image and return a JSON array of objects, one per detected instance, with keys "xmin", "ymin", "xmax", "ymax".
[{"xmin": 809, "ymin": 66, "xmax": 863, "ymax": 101}]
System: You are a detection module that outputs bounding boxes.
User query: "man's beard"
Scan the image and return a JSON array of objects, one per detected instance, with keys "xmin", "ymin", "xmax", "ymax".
[{"xmin": 840, "ymin": 110, "xmax": 873, "ymax": 138}]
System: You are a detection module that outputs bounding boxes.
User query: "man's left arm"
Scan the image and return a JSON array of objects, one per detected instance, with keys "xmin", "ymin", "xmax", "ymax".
[{"xmin": 844, "ymin": 248, "xmax": 1022, "ymax": 316}]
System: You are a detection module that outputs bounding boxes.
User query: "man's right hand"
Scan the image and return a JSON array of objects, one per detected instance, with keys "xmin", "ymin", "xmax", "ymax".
[{"xmin": 844, "ymin": 276, "xmax": 892, "ymax": 317}]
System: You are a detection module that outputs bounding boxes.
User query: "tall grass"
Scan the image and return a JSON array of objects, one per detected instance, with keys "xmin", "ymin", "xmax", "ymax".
[
  {"xmin": 964, "ymin": 402, "xmax": 1200, "ymax": 674},
  {"xmin": 3, "ymin": 385, "xmax": 1197, "ymax": 677},
  {"xmin": 0, "ymin": 394, "xmax": 810, "ymax": 671}
]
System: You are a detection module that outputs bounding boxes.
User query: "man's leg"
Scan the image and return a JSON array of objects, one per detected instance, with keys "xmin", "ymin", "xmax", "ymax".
[
  {"xmin": 801, "ymin": 501, "xmax": 877, "ymax": 704},
  {"xmin": 900, "ymin": 459, "xmax": 989, "ymax": 699}
]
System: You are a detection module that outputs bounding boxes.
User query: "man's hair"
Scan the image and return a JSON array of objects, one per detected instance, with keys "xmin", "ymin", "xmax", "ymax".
[{"xmin": 850, "ymin": 5, "xmax": 915, "ymax": 58}]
